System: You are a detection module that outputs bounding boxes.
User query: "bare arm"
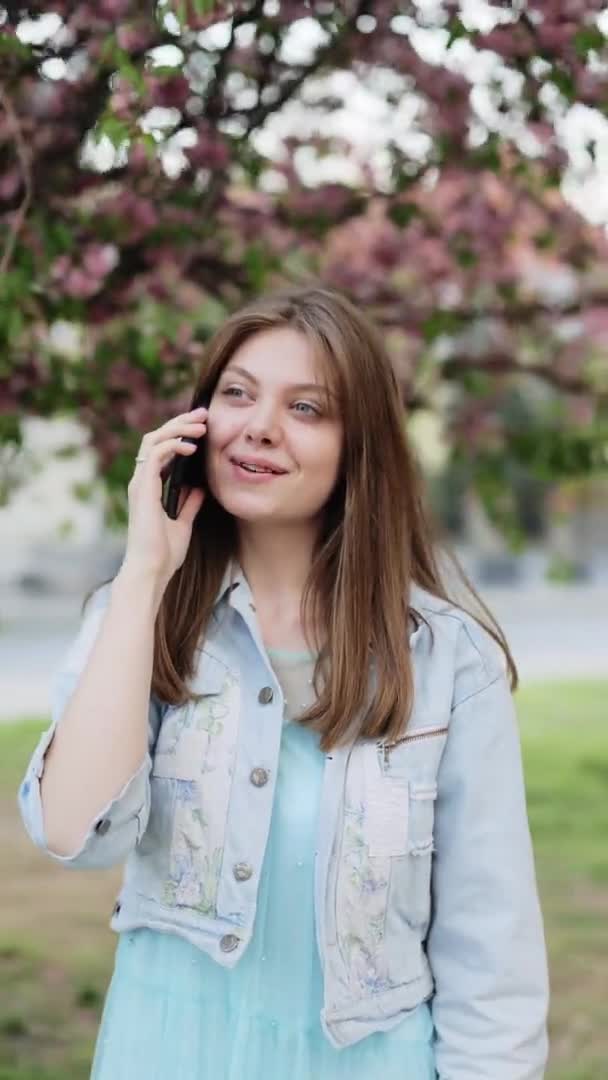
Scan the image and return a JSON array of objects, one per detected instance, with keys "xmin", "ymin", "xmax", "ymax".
[
  {"xmin": 39, "ymin": 566, "xmax": 163, "ymax": 857},
  {"xmin": 20, "ymin": 402, "xmax": 209, "ymax": 863}
]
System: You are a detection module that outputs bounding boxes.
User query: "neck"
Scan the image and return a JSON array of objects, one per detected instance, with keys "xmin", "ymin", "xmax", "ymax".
[{"xmin": 236, "ymin": 521, "xmax": 318, "ymax": 608}]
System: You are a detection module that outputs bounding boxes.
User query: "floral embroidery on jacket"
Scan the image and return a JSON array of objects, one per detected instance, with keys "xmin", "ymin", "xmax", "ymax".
[
  {"xmin": 336, "ymin": 792, "xmax": 392, "ymax": 996},
  {"xmin": 161, "ymin": 669, "xmax": 240, "ymax": 913}
]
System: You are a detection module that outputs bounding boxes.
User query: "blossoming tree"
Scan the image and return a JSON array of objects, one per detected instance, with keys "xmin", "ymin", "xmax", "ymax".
[{"xmin": 1, "ymin": 0, "xmax": 607, "ymax": 534}]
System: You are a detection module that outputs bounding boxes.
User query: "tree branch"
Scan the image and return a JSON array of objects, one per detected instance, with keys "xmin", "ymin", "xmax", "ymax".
[
  {"xmin": 442, "ymin": 352, "xmax": 591, "ymax": 396},
  {"xmin": 375, "ymin": 291, "xmax": 608, "ymax": 330},
  {"xmin": 0, "ymin": 86, "xmax": 33, "ymax": 276},
  {"xmin": 239, "ymin": 0, "xmax": 371, "ymax": 136},
  {"xmin": 203, "ymin": 0, "xmax": 266, "ymax": 120}
]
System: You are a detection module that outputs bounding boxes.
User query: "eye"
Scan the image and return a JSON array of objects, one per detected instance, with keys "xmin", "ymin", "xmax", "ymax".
[
  {"xmin": 222, "ymin": 387, "xmax": 321, "ymax": 416},
  {"xmin": 294, "ymin": 401, "xmax": 321, "ymax": 416}
]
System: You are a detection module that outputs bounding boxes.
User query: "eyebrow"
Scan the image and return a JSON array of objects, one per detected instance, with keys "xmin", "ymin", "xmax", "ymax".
[{"xmin": 221, "ymin": 364, "xmax": 337, "ymax": 397}]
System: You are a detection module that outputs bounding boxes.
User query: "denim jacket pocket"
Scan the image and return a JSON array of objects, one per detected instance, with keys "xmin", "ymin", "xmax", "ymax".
[
  {"xmin": 151, "ymin": 649, "xmax": 227, "ymax": 780},
  {"xmin": 408, "ymin": 781, "xmax": 438, "ymax": 855},
  {"xmin": 365, "ymin": 776, "xmax": 410, "ymax": 858},
  {"xmin": 140, "ymin": 651, "xmax": 235, "ymax": 913},
  {"xmin": 152, "ymin": 714, "xmax": 211, "ymax": 781},
  {"xmin": 386, "ymin": 780, "xmax": 438, "ymax": 934},
  {"xmin": 362, "ymin": 734, "xmax": 441, "ymax": 937}
]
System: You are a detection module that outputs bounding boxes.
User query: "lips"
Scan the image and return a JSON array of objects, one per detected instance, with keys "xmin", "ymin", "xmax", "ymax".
[{"xmin": 230, "ymin": 457, "xmax": 287, "ymax": 475}]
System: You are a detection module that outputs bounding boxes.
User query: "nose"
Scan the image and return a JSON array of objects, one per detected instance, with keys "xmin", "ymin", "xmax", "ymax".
[{"xmin": 242, "ymin": 402, "xmax": 282, "ymax": 445}]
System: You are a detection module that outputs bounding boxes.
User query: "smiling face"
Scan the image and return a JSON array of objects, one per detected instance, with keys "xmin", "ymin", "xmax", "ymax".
[{"xmin": 205, "ymin": 326, "xmax": 344, "ymax": 528}]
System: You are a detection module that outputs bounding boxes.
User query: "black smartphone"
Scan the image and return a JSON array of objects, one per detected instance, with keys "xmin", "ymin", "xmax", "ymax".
[{"xmin": 161, "ymin": 393, "xmax": 210, "ymax": 520}]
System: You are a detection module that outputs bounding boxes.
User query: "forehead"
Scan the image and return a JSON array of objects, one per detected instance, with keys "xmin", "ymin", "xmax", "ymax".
[{"xmin": 224, "ymin": 326, "xmax": 332, "ymax": 389}]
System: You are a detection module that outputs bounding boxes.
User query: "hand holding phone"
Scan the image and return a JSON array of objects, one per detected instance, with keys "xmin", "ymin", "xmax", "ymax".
[
  {"xmin": 160, "ymin": 433, "xmax": 206, "ymax": 520},
  {"xmin": 120, "ymin": 406, "xmax": 209, "ymax": 593},
  {"xmin": 161, "ymin": 394, "xmax": 210, "ymax": 520}
]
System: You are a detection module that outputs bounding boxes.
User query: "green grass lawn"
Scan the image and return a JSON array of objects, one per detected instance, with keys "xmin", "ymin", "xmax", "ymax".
[{"xmin": 1, "ymin": 679, "xmax": 607, "ymax": 1079}]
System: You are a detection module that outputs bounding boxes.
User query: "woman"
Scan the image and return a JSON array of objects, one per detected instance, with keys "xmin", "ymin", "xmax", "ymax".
[{"xmin": 19, "ymin": 285, "xmax": 549, "ymax": 1079}]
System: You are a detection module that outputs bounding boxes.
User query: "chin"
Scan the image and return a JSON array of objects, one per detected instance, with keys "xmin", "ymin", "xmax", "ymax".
[{"xmin": 214, "ymin": 490, "xmax": 278, "ymax": 516}]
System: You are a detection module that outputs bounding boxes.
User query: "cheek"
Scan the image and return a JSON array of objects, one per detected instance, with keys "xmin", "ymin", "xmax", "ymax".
[
  {"xmin": 206, "ymin": 410, "xmax": 241, "ymax": 452},
  {"xmin": 304, "ymin": 436, "xmax": 342, "ymax": 484}
]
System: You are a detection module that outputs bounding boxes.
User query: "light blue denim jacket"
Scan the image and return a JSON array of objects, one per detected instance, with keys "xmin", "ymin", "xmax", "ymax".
[{"xmin": 18, "ymin": 562, "xmax": 549, "ymax": 1074}]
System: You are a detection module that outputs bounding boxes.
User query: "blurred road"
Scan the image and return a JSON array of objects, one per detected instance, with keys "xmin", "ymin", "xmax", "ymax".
[{"xmin": 0, "ymin": 581, "xmax": 606, "ymax": 722}]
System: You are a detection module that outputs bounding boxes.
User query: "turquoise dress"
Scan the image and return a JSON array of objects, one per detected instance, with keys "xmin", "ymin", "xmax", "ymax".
[{"xmin": 90, "ymin": 647, "xmax": 437, "ymax": 1079}]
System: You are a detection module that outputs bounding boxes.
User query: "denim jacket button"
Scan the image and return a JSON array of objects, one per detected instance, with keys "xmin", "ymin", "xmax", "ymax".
[
  {"xmin": 250, "ymin": 767, "xmax": 269, "ymax": 787},
  {"xmin": 233, "ymin": 862, "xmax": 253, "ymax": 882},
  {"xmin": 95, "ymin": 818, "xmax": 111, "ymax": 835},
  {"xmin": 258, "ymin": 686, "xmax": 274, "ymax": 705},
  {"xmin": 219, "ymin": 934, "xmax": 240, "ymax": 953}
]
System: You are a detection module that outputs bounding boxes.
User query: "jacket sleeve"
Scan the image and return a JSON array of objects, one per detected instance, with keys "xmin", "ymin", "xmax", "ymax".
[
  {"xmin": 17, "ymin": 582, "xmax": 165, "ymax": 870},
  {"xmin": 426, "ymin": 625, "xmax": 549, "ymax": 1080}
]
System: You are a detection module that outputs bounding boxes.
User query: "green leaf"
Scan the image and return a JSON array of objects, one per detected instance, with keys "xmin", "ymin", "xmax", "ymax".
[
  {"xmin": 0, "ymin": 414, "xmax": 22, "ymax": 445},
  {"xmin": 99, "ymin": 33, "xmax": 119, "ymax": 66},
  {"xmin": 42, "ymin": 219, "xmax": 74, "ymax": 259},
  {"xmin": 0, "ymin": 34, "xmax": 32, "ymax": 61},
  {"xmin": 470, "ymin": 134, "xmax": 501, "ymax": 172},
  {"xmin": 172, "ymin": 0, "xmax": 216, "ymax": 27},
  {"xmin": 454, "ymin": 246, "xmax": 477, "ymax": 268},
  {"xmin": 388, "ymin": 202, "xmax": 419, "ymax": 228},
  {"xmin": 136, "ymin": 336, "xmax": 160, "ymax": 369},
  {"xmin": 117, "ymin": 56, "xmax": 146, "ymax": 96},
  {"xmin": 533, "ymin": 230, "xmax": 555, "ymax": 250},
  {"xmin": 98, "ymin": 114, "xmax": 131, "ymax": 149},
  {"xmin": 244, "ymin": 244, "xmax": 269, "ymax": 291},
  {"xmin": 446, "ymin": 16, "xmax": 471, "ymax": 48},
  {"xmin": 574, "ymin": 26, "xmax": 606, "ymax": 59},
  {"xmin": 549, "ymin": 65, "xmax": 576, "ymax": 102},
  {"xmin": 6, "ymin": 307, "xmax": 24, "ymax": 342},
  {"xmin": 422, "ymin": 309, "xmax": 465, "ymax": 343},
  {"xmin": 55, "ymin": 444, "xmax": 83, "ymax": 460},
  {"xmin": 71, "ymin": 481, "xmax": 96, "ymax": 502}
]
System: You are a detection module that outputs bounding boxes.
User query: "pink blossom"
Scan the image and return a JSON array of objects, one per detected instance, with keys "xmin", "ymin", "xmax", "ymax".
[
  {"xmin": 128, "ymin": 141, "xmax": 153, "ymax": 173},
  {"xmin": 27, "ymin": 81, "xmax": 70, "ymax": 120},
  {"xmin": 99, "ymin": 0, "xmax": 132, "ymax": 17},
  {"xmin": 116, "ymin": 22, "xmax": 155, "ymax": 53},
  {"xmin": 102, "ymin": 193, "xmax": 159, "ymax": 242},
  {"xmin": 475, "ymin": 27, "xmax": 534, "ymax": 61},
  {"xmin": 82, "ymin": 243, "xmax": 119, "ymax": 278},
  {"xmin": 146, "ymin": 74, "xmax": 190, "ymax": 110},
  {"xmin": 185, "ymin": 125, "xmax": 231, "ymax": 170},
  {"xmin": 50, "ymin": 255, "xmax": 72, "ymax": 281},
  {"xmin": 584, "ymin": 307, "xmax": 608, "ymax": 341},
  {"xmin": 63, "ymin": 268, "xmax": 101, "ymax": 298},
  {"xmin": 536, "ymin": 22, "xmax": 578, "ymax": 52},
  {"xmin": 0, "ymin": 168, "xmax": 23, "ymax": 202}
]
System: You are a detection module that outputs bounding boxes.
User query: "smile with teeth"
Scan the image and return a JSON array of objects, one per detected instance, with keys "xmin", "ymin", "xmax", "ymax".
[{"xmin": 236, "ymin": 461, "xmax": 282, "ymax": 474}]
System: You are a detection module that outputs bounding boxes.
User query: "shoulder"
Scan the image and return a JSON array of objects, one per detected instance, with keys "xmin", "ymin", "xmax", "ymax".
[
  {"xmin": 82, "ymin": 580, "xmax": 113, "ymax": 616},
  {"xmin": 410, "ymin": 582, "xmax": 509, "ymax": 709}
]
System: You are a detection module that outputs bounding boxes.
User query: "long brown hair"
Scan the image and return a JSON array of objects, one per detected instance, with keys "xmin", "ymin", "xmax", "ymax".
[{"xmin": 91, "ymin": 284, "xmax": 518, "ymax": 753}]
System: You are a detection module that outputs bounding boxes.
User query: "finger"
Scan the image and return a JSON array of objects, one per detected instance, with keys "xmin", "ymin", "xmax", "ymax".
[
  {"xmin": 136, "ymin": 423, "xmax": 206, "ymax": 462},
  {"xmin": 176, "ymin": 485, "xmax": 206, "ymax": 524},
  {"xmin": 132, "ymin": 436, "xmax": 199, "ymax": 478},
  {"xmin": 138, "ymin": 411, "xmax": 207, "ymax": 450}
]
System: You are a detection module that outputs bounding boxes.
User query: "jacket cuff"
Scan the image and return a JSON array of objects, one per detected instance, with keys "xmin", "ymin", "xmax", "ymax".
[{"xmin": 18, "ymin": 718, "xmax": 150, "ymax": 868}]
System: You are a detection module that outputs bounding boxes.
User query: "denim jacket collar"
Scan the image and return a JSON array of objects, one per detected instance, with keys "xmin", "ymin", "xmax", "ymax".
[{"xmin": 213, "ymin": 557, "xmax": 443, "ymax": 637}]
